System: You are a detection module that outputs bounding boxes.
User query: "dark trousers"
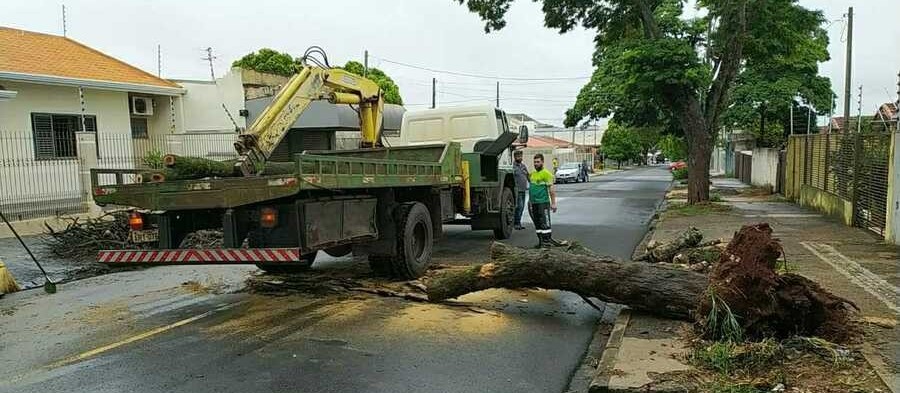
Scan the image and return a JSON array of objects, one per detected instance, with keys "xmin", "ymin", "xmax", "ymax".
[
  {"xmin": 514, "ymin": 191, "xmax": 527, "ymax": 226},
  {"xmin": 528, "ymin": 202, "xmax": 552, "ymax": 235}
]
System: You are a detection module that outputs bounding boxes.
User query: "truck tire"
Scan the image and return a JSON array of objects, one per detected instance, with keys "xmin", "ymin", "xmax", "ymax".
[
  {"xmin": 391, "ymin": 202, "xmax": 433, "ymax": 279},
  {"xmin": 256, "ymin": 252, "xmax": 316, "ymax": 274},
  {"xmin": 493, "ymin": 187, "xmax": 515, "ymax": 240}
]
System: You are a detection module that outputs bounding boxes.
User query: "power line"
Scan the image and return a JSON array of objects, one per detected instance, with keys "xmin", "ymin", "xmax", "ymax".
[{"xmin": 374, "ymin": 55, "xmax": 590, "ymax": 81}]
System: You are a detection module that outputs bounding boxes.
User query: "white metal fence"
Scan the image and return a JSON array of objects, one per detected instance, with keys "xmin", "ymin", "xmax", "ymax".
[{"xmin": 0, "ymin": 130, "xmax": 240, "ymax": 221}]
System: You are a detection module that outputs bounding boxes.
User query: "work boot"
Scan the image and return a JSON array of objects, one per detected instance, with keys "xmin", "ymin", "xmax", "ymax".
[
  {"xmin": 548, "ymin": 237, "xmax": 569, "ymax": 247},
  {"xmin": 540, "ymin": 233, "xmax": 554, "ymax": 249}
]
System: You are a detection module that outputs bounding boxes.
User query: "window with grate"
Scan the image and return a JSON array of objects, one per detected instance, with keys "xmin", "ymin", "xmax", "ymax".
[
  {"xmin": 31, "ymin": 113, "xmax": 97, "ymax": 159},
  {"xmin": 130, "ymin": 117, "xmax": 149, "ymax": 139}
]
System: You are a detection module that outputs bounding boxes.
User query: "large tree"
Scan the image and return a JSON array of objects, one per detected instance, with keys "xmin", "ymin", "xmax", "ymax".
[
  {"xmin": 233, "ymin": 50, "xmax": 404, "ymax": 105},
  {"xmin": 602, "ymin": 122, "xmax": 642, "ymax": 167},
  {"xmin": 459, "ymin": 0, "xmax": 831, "ymax": 203}
]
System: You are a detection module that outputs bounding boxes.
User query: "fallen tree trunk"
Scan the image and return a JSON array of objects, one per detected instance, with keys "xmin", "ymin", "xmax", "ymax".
[
  {"xmin": 647, "ymin": 226, "xmax": 703, "ymax": 262},
  {"xmin": 145, "ymin": 155, "xmax": 297, "ymax": 181},
  {"xmin": 426, "ymin": 242, "xmax": 708, "ymax": 319},
  {"xmin": 424, "ymin": 224, "xmax": 856, "ymax": 341}
]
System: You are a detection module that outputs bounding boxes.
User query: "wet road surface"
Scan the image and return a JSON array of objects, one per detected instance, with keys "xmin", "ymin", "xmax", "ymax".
[{"xmin": 0, "ymin": 166, "xmax": 671, "ymax": 393}]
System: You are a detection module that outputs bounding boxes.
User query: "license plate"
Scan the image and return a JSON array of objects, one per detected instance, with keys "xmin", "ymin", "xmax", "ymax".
[{"xmin": 130, "ymin": 229, "xmax": 159, "ymax": 243}]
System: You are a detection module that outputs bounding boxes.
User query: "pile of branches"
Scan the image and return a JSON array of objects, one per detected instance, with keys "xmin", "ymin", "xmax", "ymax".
[
  {"xmin": 635, "ymin": 227, "xmax": 726, "ymax": 273},
  {"xmin": 43, "ymin": 211, "xmax": 153, "ymax": 261}
]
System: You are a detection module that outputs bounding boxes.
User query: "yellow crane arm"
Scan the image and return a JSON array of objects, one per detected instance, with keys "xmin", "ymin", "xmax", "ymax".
[{"xmin": 233, "ymin": 65, "xmax": 384, "ymax": 176}]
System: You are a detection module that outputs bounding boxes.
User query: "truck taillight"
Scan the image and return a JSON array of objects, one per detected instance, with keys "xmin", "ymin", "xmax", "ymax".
[
  {"xmin": 260, "ymin": 207, "xmax": 278, "ymax": 228},
  {"xmin": 128, "ymin": 212, "xmax": 144, "ymax": 231}
]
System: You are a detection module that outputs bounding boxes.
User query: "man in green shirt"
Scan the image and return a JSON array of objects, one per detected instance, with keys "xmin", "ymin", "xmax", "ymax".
[{"xmin": 528, "ymin": 154, "xmax": 566, "ymax": 248}]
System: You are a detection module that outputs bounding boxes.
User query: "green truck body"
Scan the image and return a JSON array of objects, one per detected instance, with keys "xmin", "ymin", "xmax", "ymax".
[{"xmin": 91, "ymin": 140, "xmax": 518, "ymax": 279}]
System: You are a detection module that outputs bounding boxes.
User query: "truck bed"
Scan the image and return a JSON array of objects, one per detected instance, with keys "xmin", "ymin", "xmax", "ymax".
[{"xmin": 92, "ymin": 143, "xmax": 463, "ymax": 211}]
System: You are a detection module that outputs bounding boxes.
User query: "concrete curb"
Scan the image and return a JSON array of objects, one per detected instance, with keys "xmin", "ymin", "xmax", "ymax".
[{"xmin": 588, "ymin": 310, "xmax": 631, "ymax": 393}]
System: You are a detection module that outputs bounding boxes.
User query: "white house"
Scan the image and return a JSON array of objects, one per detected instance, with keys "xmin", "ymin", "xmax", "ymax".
[{"xmin": 0, "ymin": 27, "xmax": 245, "ymax": 220}]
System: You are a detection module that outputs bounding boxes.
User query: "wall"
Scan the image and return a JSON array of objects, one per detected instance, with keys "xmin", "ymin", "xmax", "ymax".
[
  {"xmin": 750, "ymin": 147, "xmax": 780, "ymax": 191},
  {"xmin": 710, "ymin": 147, "xmax": 727, "ymax": 175},
  {"xmin": 172, "ymin": 68, "xmax": 246, "ymax": 133},
  {"xmin": 886, "ymin": 132, "xmax": 900, "ymax": 245},
  {"xmin": 0, "ymin": 81, "xmax": 131, "ymax": 138},
  {"xmin": 799, "ymin": 184, "xmax": 854, "ymax": 226}
]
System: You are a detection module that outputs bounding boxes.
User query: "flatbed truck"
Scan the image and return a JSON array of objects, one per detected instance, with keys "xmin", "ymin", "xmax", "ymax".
[{"xmin": 90, "ymin": 49, "xmax": 526, "ymax": 279}]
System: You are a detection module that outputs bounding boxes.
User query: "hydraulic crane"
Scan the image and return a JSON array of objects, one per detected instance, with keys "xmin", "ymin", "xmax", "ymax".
[{"xmin": 233, "ymin": 47, "xmax": 385, "ymax": 176}]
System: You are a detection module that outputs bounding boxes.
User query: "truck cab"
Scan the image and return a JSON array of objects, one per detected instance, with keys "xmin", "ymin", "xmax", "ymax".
[{"xmin": 386, "ymin": 105, "xmax": 515, "ymax": 165}]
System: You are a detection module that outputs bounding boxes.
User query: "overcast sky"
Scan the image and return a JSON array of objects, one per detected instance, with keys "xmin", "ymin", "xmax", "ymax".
[{"xmin": 1, "ymin": 0, "xmax": 897, "ymax": 127}]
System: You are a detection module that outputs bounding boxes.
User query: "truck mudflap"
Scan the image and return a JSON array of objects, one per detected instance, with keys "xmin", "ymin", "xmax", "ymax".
[{"xmin": 97, "ymin": 248, "xmax": 301, "ymax": 264}]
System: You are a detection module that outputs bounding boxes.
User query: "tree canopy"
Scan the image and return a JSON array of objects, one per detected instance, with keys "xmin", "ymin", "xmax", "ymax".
[
  {"xmin": 232, "ymin": 50, "xmax": 404, "ymax": 105},
  {"xmin": 341, "ymin": 61, "xmax": 404, "ymax": 105},
  {"xmin": 232, "ymin": 48, "xmax": 298, "ymax": 77},
  {"xmin": 458, "ymin": 0, "xmax": 832, "ymax": 203},
  {"xmin": 602, "ymin": 122, "xmax": 642, "ymax": 166}
]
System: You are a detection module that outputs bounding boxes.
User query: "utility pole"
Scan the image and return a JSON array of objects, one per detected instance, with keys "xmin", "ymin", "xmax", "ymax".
[
  {"xmin": 496, "ymin": 81, "xmax": 500, "ymax": 108},
  {"xmin": 364, "ymin": 50, "xmax": 369, "ymax": 77},
  {"xmin": 61, "ymin": 4, "xmax": 67, "ymax": 37},
  {"xmin": 856, "ymin": 85, "xmax": 863, "ymax": 133},
  {"xmin": 842, "ymin": 7, "xmax": 853, "ymax": 130},
  {"xmin": 157, "ymin": 44, "xmax": 162, "ymax": 77},
  {"xmin": 202, "ymin": 47, "xmax": 217, "ymax": 81},
  {"xmin": 431, "ymin": 78, "xmax": 436, "ymax": 109},
  {"xmin": 789, "ymin": 104, "xmax": 793, "ymax": 134}
]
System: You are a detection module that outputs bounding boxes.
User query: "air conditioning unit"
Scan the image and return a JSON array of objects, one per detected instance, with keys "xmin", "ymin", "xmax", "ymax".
[{"xmin": 131, "ymin": 96, "xmax": 153, "ymax": 116}]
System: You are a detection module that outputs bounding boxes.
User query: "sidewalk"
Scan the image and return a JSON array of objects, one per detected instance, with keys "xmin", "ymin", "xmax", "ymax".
[{"xmin": 596, "ymin": 178, "xmax": 898, "ymax": 392}]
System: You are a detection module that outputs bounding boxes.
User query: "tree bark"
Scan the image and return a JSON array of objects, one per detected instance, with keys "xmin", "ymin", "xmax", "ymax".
[
  {"xmin": 425, "ymin": 242, "xmax": 709, "ymax": 320},
  {"xmin": 424, "ymin": 225, "xmax": 855, "ymax": 342}
]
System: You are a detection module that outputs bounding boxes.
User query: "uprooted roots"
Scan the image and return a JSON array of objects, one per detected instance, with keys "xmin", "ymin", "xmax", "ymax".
[{"xmin": 697, "ymin": 223, "xmax": 857, "ymax": 342}]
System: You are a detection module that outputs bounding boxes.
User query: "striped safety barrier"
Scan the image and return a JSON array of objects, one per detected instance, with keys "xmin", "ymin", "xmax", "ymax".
[{"xmin": 97, "ymin": 248, "xmax": 302, "ymax": 264}]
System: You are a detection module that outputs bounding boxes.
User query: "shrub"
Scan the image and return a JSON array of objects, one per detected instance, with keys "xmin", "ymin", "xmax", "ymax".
[{"xmin": 672, "ymin": 167, "xmax": 689, "ymax": 180}]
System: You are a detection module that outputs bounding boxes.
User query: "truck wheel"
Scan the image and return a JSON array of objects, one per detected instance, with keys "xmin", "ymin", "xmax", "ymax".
[
  {"xmin": 493, "ymin": 187, "xmax": 515, "ymax": 240},
  {"xmin": 256, "ymin": 252, "xmax": 316, "ymax": 274},
  {"xmin": 391, "ymin": 202, "xmax": 433, "ymax": 279}
]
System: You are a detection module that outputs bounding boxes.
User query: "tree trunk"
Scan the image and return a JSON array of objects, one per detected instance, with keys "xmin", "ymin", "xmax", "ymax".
[
  {"xmin": 425, "ymin": 242, "xmax": 709, "ymax": 320},
  {"xmin": 423, "ymin": 225, "xmax": 856, "ymax": 342}
]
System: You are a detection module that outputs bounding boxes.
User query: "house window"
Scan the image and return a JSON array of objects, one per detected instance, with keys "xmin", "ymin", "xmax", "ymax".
[
  {"xmin": 31, "ymin": 113, "xmax": 97, "ymax": 159},
  {"xmin": 130, "ymin": 117, "xmax": 149, "ymax": 139}
]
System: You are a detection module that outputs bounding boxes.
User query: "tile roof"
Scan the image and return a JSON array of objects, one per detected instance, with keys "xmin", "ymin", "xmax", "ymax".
[
  {"xmin": 0, "ymin": 27, "xmax": 179, "ymax": 88},
  {"xmin": 527, "ymin": 134, "xmax": 573, "ymax": 148}
]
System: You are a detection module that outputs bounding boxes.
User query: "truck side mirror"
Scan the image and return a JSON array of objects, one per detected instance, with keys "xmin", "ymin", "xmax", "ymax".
[{"xmin": 518, "ymin": 125, "xmax": 529, "ymax": 144}]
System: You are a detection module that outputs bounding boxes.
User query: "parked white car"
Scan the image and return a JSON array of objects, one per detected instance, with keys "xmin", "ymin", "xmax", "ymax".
[{"xmin": 555, "ymin": 162, "xmax": 587, "ymax": 183}]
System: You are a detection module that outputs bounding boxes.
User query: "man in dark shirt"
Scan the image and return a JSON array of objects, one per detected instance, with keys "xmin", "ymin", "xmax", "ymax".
[{"xmin": 512, "ymin": 150, "xmax": 529, "ymax": 230}]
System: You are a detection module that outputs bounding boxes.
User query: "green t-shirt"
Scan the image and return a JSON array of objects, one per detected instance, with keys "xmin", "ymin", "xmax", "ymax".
[{"xmin": 528, "ymin": 168, "xmax": 554, "ymax": 204}]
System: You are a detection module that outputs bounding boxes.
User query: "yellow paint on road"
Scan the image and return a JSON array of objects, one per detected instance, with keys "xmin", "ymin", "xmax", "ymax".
[{"xmin": 50, "ymin": 303, "xmax": 234, "ymax": 368}]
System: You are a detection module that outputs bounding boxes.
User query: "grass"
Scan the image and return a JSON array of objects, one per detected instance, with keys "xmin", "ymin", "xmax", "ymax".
[
  {"xmin": 704, "ymin": 288, "xmax": 743, "ymax": 343},
  {"xmin": 710, "ymin": 192, "xmax": 725, "ymax": 202},
  {"xmin": 665, "ymin": 201, "xmax": 732, "ymax": 217}
]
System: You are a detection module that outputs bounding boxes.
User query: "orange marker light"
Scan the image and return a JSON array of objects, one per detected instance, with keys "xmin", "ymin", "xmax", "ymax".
[
  {"xmin": 128, "ymin": 212, "xmax": 144, "ymax": 231},
  {"xmin": 260, "ymin": 207, "xmax": 278, "ymax": 228}
]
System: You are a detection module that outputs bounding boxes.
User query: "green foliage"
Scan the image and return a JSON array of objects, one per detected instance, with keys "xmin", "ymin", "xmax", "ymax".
[
  {"xmin": 141, "ymin": 149, "xmax": 165, "ymax": 170},
  {"xmin": 340, "ymin": 61, "xmax": 403, "ymax": 105},
  {"xmin": 232, "ymin": 48, "xmax": 297, "ymax": 76},
  {"xmin": 658, "ymin": 134, "xmax": 686, "ymax": 161},
  {"xmin": 672, "ymin": 167, "xmax": 688, "ymax": 180},
  {"xmin": 724, "ymin": 1, "xmax": 834, "ymax": 137},
  {"xmin": 456, "ymin": 0, "xmax": 833, "ymax": 203},
  {"xmin": 232, "ymin": 51, "xmax": 404, "ymax": 105},
  {"xmin": 704, "ymin": 288, "xmax": 743, "ymax": 343},
  {"xmin": 601, "ymin": 122, "xmax": 642, "ymax": 164}
]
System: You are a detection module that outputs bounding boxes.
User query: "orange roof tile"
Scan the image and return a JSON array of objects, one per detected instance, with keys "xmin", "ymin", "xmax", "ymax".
[
  {"xmin": 527, "ymin": 135, "xmax": 572, "ymax": 148},
  {"xmin": 0, "ymin": 27, "xmax": 179, "ymax": 89}
]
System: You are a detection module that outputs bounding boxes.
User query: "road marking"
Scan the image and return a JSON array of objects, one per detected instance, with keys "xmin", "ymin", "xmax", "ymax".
[
  {"xmin": 800, "ymin": 241, "xmax": 900, "ymax": 315},
  {"xmin": 50, "ymin": 303, "xmax": 236, "ymax": 368}
]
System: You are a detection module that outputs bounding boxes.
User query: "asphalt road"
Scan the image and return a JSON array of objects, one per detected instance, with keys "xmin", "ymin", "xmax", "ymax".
[{"xmin": 0, "ymin": 166, "xmax": 671, "ymax": 393}]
